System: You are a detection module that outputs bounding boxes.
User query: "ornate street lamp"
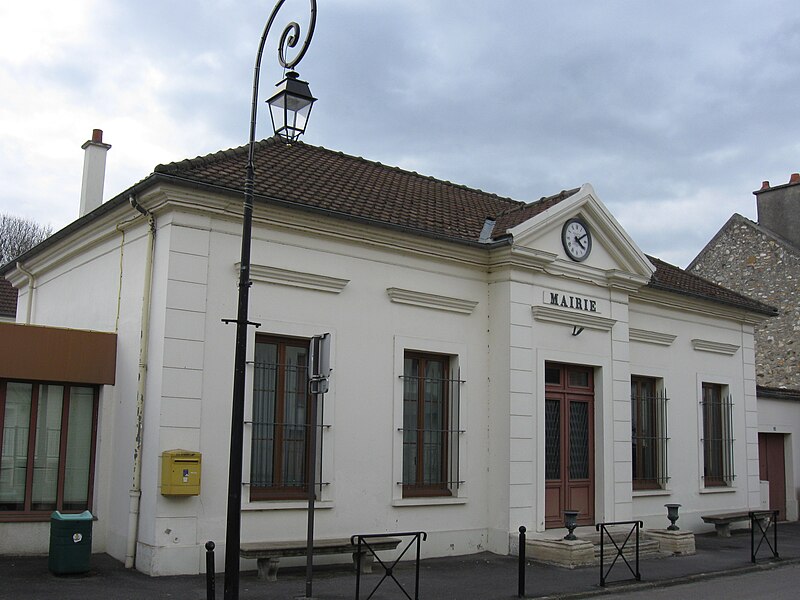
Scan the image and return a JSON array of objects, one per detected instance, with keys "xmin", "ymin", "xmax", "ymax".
[
  {"xmin": 224, "ymin": 2, "xmax": 317, "ymax": 599},
  {"xmin": 267, "ymin": 71, "xmax": 317, "ymax": 142}
]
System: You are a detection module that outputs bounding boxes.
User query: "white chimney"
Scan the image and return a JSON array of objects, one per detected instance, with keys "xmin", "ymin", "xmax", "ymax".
[{"xmin": 79, "ymin": 128, "xmax": 112, "ymax": 217}]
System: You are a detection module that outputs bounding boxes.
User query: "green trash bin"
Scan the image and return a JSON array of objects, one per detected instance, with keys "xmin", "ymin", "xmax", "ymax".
[{"xmin": 48, "ymin": 510, "xmax": 93, "ymax": 575}]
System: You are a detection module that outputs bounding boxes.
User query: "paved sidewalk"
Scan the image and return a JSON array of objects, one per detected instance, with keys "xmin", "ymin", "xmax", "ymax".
[{"xmin": 2, "ymin": 523, "xmax": 799, "ymax": 599}]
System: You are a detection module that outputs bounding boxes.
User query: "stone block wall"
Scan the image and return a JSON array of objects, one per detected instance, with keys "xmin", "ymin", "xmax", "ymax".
[{"xmin": 689, "ymin": 214, "xmax": 799, "ymax": 390}]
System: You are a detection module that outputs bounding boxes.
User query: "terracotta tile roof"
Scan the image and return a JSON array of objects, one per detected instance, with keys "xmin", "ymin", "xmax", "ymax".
[
  {"xmin": 493, "ymin": 188, "xmax": 581, "ymax": 236},
  {"xmin": 646, "ymin": 255, "xmax": 777, "ymax": 316},
  {"xmin": 133, "ymin": 139, "xmax": 774, "ymax": 317},
  {"xmin": 0, "ymin": 277, "xmax": 17, "ymax": 319},
  {"xmin": 155, "ymin": 137, "xmax": 538, "ymax": 244}
]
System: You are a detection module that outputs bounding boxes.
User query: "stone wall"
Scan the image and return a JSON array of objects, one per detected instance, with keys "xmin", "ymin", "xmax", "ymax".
[{"xmin": 689, "ymin": 214, "xmax": 800, "ymax": 390}]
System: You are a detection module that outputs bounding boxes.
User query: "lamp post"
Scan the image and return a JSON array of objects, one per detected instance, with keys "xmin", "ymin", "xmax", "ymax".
[{"xmin": 224, "ymin": 2, "xmax": 317, "ymax": 599}]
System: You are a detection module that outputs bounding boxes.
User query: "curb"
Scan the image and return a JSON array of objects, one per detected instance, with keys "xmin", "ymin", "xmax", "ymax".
[{"xmin": 531, "ymin": 556, "xmax": 800, "ymax": 599}]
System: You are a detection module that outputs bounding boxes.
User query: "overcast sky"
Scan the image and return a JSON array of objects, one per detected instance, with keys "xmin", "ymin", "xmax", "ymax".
[{"xmin": 1, "ymin": 1, "xmax": 798, "ymax": 267}]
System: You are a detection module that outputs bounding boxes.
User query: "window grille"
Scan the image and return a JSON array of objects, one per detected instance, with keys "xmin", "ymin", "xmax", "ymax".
[
  {"xmin": 399, "ymin": 353, "xmax": 464, "ymax": 497},
  {"xmin": 249, "ymin": 337, "xmax": 328, "ymax": 501},
  {"xmin": 631, "ymin": 378, "xmax": 669, "ymax": 489},
  {"xmin": 701, "ymin": 383, "xmax": 735, "ymax": 487}
]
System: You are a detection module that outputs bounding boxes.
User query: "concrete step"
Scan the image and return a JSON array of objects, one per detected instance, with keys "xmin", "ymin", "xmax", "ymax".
[
  {"xmin": 587, "ymin": 527, "xmax": 664, "ymax": 558},
  {"xmin": 592, "ymin": 536, "xmax": 663, "ymax": 562},
  {"xmin": 526, "ymin": 527, "xmax": 688, "ymax": 569}
]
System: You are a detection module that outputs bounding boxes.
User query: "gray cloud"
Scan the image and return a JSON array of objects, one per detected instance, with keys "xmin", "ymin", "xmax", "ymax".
[{"xmin": 1, "ymin": 1, "xmax": 798, "ymax": 267}]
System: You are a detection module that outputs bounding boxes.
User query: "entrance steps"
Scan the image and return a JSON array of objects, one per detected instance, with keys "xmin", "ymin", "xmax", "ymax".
[
  {"xmin": 525, "ymin": 526, "xmax": 694, "ymax": 568},
  {"xmin": 589, "ymin": 530, "xmax": 664, "ymax": 562}
]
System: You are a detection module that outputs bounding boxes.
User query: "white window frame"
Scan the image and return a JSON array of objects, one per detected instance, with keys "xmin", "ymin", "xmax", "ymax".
[
  {"xmin": 241, "ymin": 322, "xmax": 336, "ymax": 511},
  {"xmin": 391, "ymin": 335, "xmax": 468, "ymax": 506}
]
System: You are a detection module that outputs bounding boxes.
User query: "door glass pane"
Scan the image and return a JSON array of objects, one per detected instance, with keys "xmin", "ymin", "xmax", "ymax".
[
  {"xmin": 545, "ymin": 368, "xmax": 561, "ymax": 386},
  {"xmin": 282, "ymin": 345, "xmax": 308, "ymax": 487},
  {"xmin": 0, "ymin": 383, "xmax": 33, "ymax": 510},
  {"xmin": 252, "ymin": 341, "xmax": 278, "ymax": 487},
  {"xmin": 545, "ymin": 399, "xmax": 560, "ymax": 480},
  {"xmin": 569, "ymin": 401, "xmax": 589, "ymax": 479},
  {"xmin": 31, "ymin": 385, "xmax": 63, "ymax": 511},
  {"xmin": 63, "ymin": 387, "xmax": 94, "ymax": 509},
  {"xmin": 568, "ymin": 370, "xmax": 589, "ymax": 388}
]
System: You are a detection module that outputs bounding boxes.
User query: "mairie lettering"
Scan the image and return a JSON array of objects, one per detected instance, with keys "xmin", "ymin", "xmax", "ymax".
[{"xmin": 549, "ymin": 292, "xmax": 597, "ymax": 313}]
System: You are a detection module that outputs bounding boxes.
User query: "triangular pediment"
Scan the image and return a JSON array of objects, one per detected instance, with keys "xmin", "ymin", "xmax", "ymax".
[{"xmin": 505, "ymin": 184, "xmax": 655, "ymax": 288}]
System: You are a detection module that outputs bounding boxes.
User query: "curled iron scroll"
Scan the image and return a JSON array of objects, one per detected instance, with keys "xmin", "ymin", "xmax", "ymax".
[{"xmin": 271, "ymin": 0, "xmax": 317, "ymax": 70}]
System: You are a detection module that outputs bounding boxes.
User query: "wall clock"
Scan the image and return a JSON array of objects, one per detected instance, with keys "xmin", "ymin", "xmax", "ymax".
[{"xmin": 561, "ymin": 218, "xmax": 592, "ymax": 262}]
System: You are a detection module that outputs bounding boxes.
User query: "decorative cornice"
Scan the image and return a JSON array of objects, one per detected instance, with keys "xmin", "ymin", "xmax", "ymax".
[
  {"xmin": 386, "ymin": 287, "xmax": 478, "ymax": 314},
  {"xmin": 629, "ymin": 328, "xmax": 677, "ymax": 346},
  {"xmin": 247, "ymin": 264, "xmax": 349, "ymax": 293},
  {"xmin": 605, "ymin": 270, "xmax": 651, "ymax": 292},
  {"xmin": 531, "ymin": 305, "xmax": 616, "ymax": 331},
  {"xmin": 691, "ymin": 339, "xmax": 740, "ymax": 355},
  {"xmin": 488, "ymin": 245, "xmax": 557, "ymax": 272}
]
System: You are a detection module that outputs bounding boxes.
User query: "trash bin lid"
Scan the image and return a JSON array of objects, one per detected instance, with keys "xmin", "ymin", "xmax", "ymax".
[{"xmin": 51, "ymin": 510, "xmax": 93, "ymax": 521}]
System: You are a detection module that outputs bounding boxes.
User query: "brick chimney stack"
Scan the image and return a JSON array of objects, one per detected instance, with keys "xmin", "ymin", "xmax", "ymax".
[
  {"xmin": 79, "ymin": 129, "xmax": 112, "ymax": 217},
  {"xmin": 754, "ymin": 173, "xmax": 800, "ymax": 248}
]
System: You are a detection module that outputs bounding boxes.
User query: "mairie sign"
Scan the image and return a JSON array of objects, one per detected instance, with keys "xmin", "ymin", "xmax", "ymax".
[{"xmin": 544, "ymin": 290, "xmax": 600, "ymax": 314}]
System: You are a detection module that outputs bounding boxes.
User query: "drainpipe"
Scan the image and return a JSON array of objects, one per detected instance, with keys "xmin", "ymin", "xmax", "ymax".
[
  {"xmin": 125, "ymin": 195, "xmax": 156, "ymax": 569},
  {"xmin": 16, "ymin": 261, "xmax": 35, "ymax": 324}
]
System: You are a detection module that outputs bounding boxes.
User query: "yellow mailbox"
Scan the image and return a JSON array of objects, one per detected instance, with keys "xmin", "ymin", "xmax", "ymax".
[{"xmin": 161, "ymin": 450, "xmax": 201, "ymax": 496}]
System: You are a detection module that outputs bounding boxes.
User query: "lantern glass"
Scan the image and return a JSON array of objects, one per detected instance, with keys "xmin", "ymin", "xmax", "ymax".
[{"xmin": 266, "ymin": 71, "xmax": 316, "ymax": 143}]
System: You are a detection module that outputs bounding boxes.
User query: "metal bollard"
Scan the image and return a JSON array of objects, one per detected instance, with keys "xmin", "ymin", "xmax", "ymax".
[
  {"xmin": 205, "ymin": 541, "xmax": 216, "ymax": 600},
  {"xmin": 518, "ymin": 526, "xmax": 526, "ymax": 598}
]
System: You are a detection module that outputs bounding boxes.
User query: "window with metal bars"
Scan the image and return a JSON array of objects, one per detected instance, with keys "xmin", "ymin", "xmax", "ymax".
[
  {"xmin": 249, "ymin": 336, "xmax": 323, "ymax": 501},
  {"xmin": 400, "ymin": 352, "xmax": 464, "ymax": 497},
  {"xmin": 630, "ymin": 377, "xmax": 669, "ymax": 489},
  {"xmin": 701, "ymin": 383, "xmax": 735, "ymax": 487}
]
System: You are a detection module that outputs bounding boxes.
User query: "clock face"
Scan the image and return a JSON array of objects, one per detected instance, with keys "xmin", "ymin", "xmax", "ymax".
[{"xmin": 561, "ymin": 218, "xmax": 592, "ymax": 262}]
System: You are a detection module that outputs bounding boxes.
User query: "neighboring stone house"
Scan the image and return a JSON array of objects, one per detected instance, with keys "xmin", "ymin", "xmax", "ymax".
[{"xmin": 689, "ymin": 174, "xmax": 800, "ymax": 520}]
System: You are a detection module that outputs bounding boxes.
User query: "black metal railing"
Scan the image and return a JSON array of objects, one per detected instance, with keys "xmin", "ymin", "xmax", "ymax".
[
  {"xmin": 351, "ymin": 531, "xmax": 427, "ymax": 600},
  {"xmin": 596, "ymin": 520, "xmax": 643, "ymax": 587},
  {"xmin": 517, "ymin": 526, "xmax": 527, "ymax": 598},
  {"xmin": 205, "ymin": 541, "xmax": 216, "ymax": 600},
  {"xmin": 750, "ymin": 510, "xmax": 780, "ymax": 563}
]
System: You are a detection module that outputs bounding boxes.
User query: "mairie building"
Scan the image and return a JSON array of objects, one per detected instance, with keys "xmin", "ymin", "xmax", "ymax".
[{"xmin": 0, "ymin": 135, "xmax": 776, "ymax": 575}]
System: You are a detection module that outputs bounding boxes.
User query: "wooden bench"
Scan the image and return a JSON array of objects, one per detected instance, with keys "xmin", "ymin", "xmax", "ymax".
[
  {"xmin": 701, "ymin": 511, "xmax": 769, "ymax": 537},
  {"xmin": 240, "ymin": 536, "xmax": 401, "ymax": 581}
]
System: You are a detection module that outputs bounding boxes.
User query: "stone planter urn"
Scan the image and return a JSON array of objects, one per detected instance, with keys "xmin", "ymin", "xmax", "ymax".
[
  {"xmin": 665, "ymin": 503, "xmax": 681, "ymax": 531},
  {"xmin": 563, "ymin": 510, "xmax": 580, "ymax": 540}
]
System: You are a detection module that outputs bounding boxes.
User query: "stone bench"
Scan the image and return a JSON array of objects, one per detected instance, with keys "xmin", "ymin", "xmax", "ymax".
[
  {"xmin": 240, "ymin": 536, "xmax": 401, "ymax": 581},
  {"xmin": 701, "ymin": 511, "xmax": 769, "ymax": 537}
]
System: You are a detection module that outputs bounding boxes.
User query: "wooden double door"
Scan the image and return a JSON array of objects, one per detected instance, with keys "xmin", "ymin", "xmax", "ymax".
[{"xmin": 544, "ymin": 363, "xmax": 595, "ymax": 528}]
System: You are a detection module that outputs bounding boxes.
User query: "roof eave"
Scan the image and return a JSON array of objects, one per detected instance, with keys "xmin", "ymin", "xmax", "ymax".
[
  {"xmin": 152, "ymin": 171, "xmax": 509, "ymax": 250},
  {"xmin": 645, "ymin": 280, "xmax": 778, "ymax": 317}
]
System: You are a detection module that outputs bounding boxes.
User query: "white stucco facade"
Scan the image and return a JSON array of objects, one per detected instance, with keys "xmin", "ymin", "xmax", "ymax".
[{"xmin": 1, "ymin": 179, "xmax": 770, "ymax": 575}]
